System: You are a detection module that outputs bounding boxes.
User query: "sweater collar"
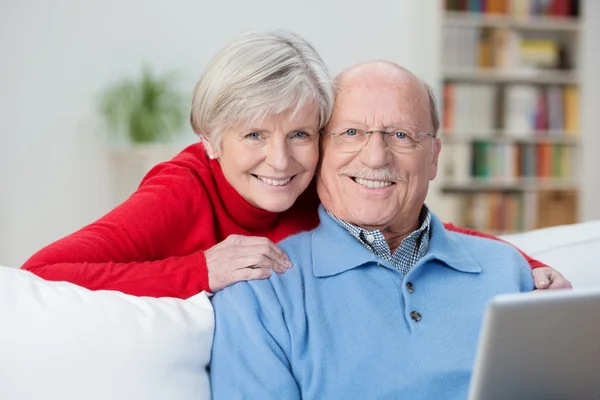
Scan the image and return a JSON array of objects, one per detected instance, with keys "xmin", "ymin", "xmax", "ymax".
[
  {"xmin": 312, "ymin": 206, "xmax": 482, "ymax": 278},
  {"xmin": 208, "ymin": 155, "xmax": 280, "ymax": 231}
]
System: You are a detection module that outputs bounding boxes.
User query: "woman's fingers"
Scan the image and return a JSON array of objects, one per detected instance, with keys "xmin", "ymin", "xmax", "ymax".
[
  {"xmin": 206, "ymin": 235, "xmax": 294, "ymax": 292},
  {"xmin": 235, "ymin": 244, "xmax": 291, "ymax": 271},
  {"xmin": 228, "ymin": 235, "xmax": 291, "ymax": 267},
  {"xmin": 232, "ymin": 267, "xmax": 273, "ymax": 282},
  {"xmin": 234, "ymin": 253, "xmax": 287, "ymax": 274},
  {"xmin": 532, "ymin": 267, "xmax": 573, "ymax": 290}
]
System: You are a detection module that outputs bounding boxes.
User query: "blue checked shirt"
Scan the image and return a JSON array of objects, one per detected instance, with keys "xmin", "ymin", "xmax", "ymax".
[{"xmin": 326, "ymin": 206, "xmax": 431, "ymax": 275}]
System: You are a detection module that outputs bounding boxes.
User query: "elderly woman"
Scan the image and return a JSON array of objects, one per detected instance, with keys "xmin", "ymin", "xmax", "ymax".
[{"xmin": 22, "ymin": 30, "xmax": 568, "ymax": 297}]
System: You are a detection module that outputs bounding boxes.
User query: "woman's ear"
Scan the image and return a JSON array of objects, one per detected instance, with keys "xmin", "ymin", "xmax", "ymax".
[{"xmin": 199, "ymin": 133, "xmax": 218, "ymax": 159}]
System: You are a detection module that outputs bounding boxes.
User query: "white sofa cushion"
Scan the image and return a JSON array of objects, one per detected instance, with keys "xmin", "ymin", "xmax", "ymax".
[
  {"xmin": 0, "ymin": 266, "xmax": 214, "ymax": 400},
  {"xmin": 502, "ymin": 220, "xmax": 600, "ymax": 288}
]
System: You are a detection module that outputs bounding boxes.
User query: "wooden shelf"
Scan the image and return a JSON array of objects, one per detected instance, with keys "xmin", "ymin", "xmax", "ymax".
[
  {"xmin": 444, "ymin": 11, "xmax": 581, "ymax": 32},
  {"xmin": 441, "ymin": 133, "xmax": 579, "ymax": 145},
  {"xmin": 442, "ymin": 179, "xmax": 579, "ymax": 193},
  {"xmin": 443, "ymin": 68, "xmax": 578, "ymax": 84}
]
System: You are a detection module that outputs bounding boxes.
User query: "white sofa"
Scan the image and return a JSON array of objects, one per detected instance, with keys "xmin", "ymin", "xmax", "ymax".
[
  {"xmin": 1, "ymin": 220, "xmax": 598, "ymax": 400},
  {"xmin": 501, "ymin": 219, "xmax": 600, "ymax": 289}
]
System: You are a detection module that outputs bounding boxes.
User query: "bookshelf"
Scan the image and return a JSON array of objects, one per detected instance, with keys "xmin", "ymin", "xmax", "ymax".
[
  {"xmin": 440, "ymin": 0, "xmax": 581, "ymax": 234},
  {"xmin": 444, "ymin": 10, "xmax": 581, "ymax": 31}
]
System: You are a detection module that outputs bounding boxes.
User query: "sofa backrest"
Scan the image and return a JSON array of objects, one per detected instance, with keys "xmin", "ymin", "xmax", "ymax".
[
  {"xmin": 0, "ymin": 266, "xmax": 214, "ymax": 400},
  {"xmin": 502, "ymin": 220, "xmax": 600, "ymax": 288}
]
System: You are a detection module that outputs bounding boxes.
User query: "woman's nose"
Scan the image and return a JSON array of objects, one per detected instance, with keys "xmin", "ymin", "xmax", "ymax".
[{"xmin": 266, "ymin": 139, "xmax": 291, "ymax": 172}]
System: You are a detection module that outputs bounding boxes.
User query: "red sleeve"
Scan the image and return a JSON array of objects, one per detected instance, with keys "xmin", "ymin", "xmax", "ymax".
[
  {"xmin": 21, "ymin": 166, "xmax": 213, "ymax": 299},
  {"xmin": 443, "ymin": 222, "xmax": 548, "ymax": 270}
]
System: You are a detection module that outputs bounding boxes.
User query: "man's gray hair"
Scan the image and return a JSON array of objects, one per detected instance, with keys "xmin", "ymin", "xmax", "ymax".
[
  {"xmin": 190, "ymin": 30, "xmax": 335, "ymax": 149},
  {"xmin": 424, "ymin": 83, "xmax": 440, "ymax": 136}
]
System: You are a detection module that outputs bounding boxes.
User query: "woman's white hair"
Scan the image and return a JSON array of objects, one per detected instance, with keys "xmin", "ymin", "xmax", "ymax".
[{"xmin": 190, "ymin": 30, "xmax": 335, "ymax": 150}]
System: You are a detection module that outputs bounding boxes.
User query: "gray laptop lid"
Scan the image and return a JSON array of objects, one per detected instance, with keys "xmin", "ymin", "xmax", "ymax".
[{"xmin": 468, "ymin": 288, "xmax": 600, "ymax": 400}]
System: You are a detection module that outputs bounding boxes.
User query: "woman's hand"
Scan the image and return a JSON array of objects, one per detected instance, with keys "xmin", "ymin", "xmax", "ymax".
[
  {"xmin": 533, "ymin": 267, "xmax": 573, "ymax": 290},
  {"xmin": 205, "ymin": 235, "xmax": 293, "ymax": 293}
]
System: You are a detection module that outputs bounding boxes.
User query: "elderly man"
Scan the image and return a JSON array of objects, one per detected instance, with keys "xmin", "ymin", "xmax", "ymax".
[{"xmin": 210, "ymin": 61, "xmax": 535, "ymax": 399}]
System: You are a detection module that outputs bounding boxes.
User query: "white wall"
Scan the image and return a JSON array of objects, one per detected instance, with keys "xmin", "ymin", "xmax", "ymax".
[{"xmin": 0, "ymin": 0, "xmax": 435, "ymax": 266}]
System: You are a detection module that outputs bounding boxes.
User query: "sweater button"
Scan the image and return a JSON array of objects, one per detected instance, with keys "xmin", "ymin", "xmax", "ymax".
[
  {"xmin": 406, "ymin": 282, "xmax": 415, "ymax": 293},
  {"xmin": 410, "ymin": 311, "xmax": 422, "ymax": 322}
]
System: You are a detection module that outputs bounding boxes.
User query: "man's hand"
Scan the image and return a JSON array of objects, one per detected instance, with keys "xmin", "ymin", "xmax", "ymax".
[{"xmin": 533, "ymin": 267, "xmax": 573, "ymax": 290}]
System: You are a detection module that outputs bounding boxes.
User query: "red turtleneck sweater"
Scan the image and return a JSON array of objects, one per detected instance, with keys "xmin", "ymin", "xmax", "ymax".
[{"xmin": 21, "ymin": 143, "xmax": 546, "ymax": 298}]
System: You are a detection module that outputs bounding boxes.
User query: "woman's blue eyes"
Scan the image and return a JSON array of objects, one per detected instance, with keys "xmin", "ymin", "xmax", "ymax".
[
  {"xmin": 394, "ymin": 131, "xmax": 408, "ymax": 139},
  {"xmin": 344, "ymin": 129, "xmax": 358, "ymax": 136},
  {"xmin": 245, "ymin": 131, "xmax": 311, "ymax": 140},
  {"xmin": 245, "ymin": 132, "xmax": 261, "ymax": 140},
  {"xmin": 292, "ymin": 131, "xmax": 310, "ymax": 139}
]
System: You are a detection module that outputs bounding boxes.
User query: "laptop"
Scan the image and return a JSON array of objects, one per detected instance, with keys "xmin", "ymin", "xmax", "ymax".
[{"xmin": 468, "ymin": 288, "xmax": 600, "ymax": 400}]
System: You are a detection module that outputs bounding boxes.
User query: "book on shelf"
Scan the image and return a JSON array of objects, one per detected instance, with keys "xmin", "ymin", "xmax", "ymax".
[
  {"xmin": 536, "ymin": 190, "xmax": 578, "ymax": 227},
  {"xmin": 461, "ymin": 192, "xmax": 525, "ymax": 233},
  {"xmin": 443, "ymin": 83, "xmax": 497, "ymax": 133},
  {"xmin": 563, "ymin": 85, "xmax": 579, "ymax": 133},
  {"xmin": 503, "ymin": 85, "xmax": 578, "ymax": 134},
  {"xmin": 443, "ymin": 26, "xmax": 572, "ymax": 71},
  {"xmin": 442, "ymin": 81, "xmax": 579, "ymax": 185},
  {"xmin": 443, "ymin": 83, "xmax": 579, "ymax": 136},
  {"xmin": 445, "ymin": 141, "xmax": 575, "ymax": 182},
  {"xmin": 445, "ymin": 0, "xmax": 580, "ymax": 18},
  {"xmin": 458, "ymin": 189, "xmax": 578, "ymax": 233}
]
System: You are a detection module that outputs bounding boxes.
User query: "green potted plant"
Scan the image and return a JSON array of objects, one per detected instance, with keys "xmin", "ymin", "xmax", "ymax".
[
  {"xmin": 99, "ymin": 67, "xmax": 188, "ymax": 205},
  {"xmin": 99, "ymin": 67, "xmax": 187, "ymax": 144}
]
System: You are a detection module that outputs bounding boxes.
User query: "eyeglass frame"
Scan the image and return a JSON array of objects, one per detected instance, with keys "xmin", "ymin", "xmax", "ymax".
[{"xmin": 319, "ymin": 127, "xmax": 437, "ymax": 152}]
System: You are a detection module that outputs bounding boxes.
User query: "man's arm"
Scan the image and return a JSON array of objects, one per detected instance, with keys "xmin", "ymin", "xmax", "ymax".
[{"xmin": 210, "ymin": 280, "xmax": 300, "ymax": 400}]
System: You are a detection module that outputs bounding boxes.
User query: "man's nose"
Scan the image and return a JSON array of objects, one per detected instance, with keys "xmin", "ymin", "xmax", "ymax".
[
  {"xmin": 266, "ymin": 138, "xmax": 291, "ymax": 172},
  {"xmin": 359, "ymin": 133, "xmax": 390, "ymax": 168}
]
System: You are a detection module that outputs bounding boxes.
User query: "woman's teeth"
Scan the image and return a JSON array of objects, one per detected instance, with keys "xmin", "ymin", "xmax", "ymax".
[
  {"xmin": 354, "ymin": 178, "xmax": 393, "ymax": 189},
  {"xmin": 258, "ymin": 176, "xmax": 292, "ymax": 186}
]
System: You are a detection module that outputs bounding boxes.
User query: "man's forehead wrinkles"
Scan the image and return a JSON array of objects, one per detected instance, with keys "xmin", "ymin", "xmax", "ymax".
[{"xmin": 335, "ymin": 107, "xmax": 419, "ymax": 125}]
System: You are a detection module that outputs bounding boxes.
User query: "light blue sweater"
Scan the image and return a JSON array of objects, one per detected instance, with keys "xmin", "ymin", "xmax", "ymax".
[{"xmin": 211, "ymin": 206, "xmax": 534, "ymax": 400}]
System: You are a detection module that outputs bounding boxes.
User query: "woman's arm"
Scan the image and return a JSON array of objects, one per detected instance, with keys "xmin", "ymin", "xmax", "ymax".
[
  {"xmin": 443, "ymin": 222, "xmax": 572, "ymax": 289},
  {"xmin": 442, "ymin": 222, "xmax": 547, "ymax": 269},
  {"xmin": 22, "ymin": 252, "xmax": 209, "ymax": 299},
  {"xmin": 22, "ymin": 166, "xmax": 212, "ymax": 299}
]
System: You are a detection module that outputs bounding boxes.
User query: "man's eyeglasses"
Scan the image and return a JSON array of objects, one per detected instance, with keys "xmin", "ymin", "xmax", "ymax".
[{"xmin": 321, "ymin": 128, "xmax": 436, "ymax": 153}]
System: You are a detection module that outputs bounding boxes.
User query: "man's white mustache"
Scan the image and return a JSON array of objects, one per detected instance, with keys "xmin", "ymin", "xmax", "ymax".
[{"xmin": 338, "ymin": 166, "xmax": 399, "ymax": 182}]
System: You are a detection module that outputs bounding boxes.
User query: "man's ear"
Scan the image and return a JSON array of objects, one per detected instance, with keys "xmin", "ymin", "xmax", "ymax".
[{"xmin": 429, "ymin": 137, "xmax": 442, "ymax": 181}]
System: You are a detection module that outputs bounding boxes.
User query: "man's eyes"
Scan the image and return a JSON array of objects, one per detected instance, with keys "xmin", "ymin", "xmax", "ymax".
[
  {"xmin": 339, "ymin": 129, "xmax": 411, "ymax": 139},
  {"xmin": 342, "ymin": 129, "xmax": 360, "ymax": 136}
]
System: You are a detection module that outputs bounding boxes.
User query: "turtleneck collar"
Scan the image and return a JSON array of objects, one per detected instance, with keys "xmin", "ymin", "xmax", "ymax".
[{"xmin": 207, "ymin": 155, "xmax": 281, "ymax": 231}]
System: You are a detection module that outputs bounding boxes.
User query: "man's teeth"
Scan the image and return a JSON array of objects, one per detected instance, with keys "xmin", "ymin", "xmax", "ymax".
[
  {"xmin": 354, "ymin": 178, "xmax": 393, "ymax": 189},
  {"xmin": 258, "ymin": 176, "xmax": 292, "ymax": 186}
]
